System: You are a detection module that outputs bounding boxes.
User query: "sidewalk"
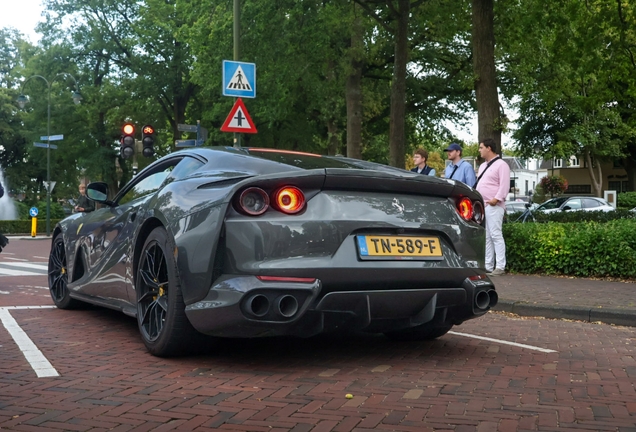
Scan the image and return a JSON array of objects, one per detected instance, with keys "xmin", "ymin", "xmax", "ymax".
[{"xmin": 492, "ymin": 273, "xmax": 636, "ymax": 327}]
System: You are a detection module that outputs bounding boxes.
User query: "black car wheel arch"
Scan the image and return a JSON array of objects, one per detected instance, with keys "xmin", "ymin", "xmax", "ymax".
[
  {"xmin": 136, "ymin": 226, "xmax": 204, "ymax": 356},
  {"xmin": 48, "ymin": 235, "xmax": 80, "ymax": 309}
]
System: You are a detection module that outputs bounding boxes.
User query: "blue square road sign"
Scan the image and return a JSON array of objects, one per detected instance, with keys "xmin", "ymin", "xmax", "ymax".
[{"xmin": 223, "ymin": 60, "xmax": 256, "ymax": 98}]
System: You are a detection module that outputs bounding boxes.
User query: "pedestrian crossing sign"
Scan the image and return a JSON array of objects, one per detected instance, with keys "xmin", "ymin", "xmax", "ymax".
[{"xmin": 223, "ymin": 60, "xmax": 256, "ymax": 98}]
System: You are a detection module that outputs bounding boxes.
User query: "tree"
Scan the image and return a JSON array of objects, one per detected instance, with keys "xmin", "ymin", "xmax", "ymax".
[{"xmin": 540, "ymin": 175, "xmax": 568, "ymax": 197}]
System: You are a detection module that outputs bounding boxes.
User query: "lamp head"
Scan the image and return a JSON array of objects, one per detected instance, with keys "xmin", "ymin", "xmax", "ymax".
[
  {"xmin": 72, "ymin": 91, "xmax": 82, "ymax": 105},
  {"xmin": 17, "ymin": 94, "xmax": 28, "ymax": 109}
]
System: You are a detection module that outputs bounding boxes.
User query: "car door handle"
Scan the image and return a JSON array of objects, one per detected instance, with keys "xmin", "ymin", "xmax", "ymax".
[{"xmin": 130, "ymin": 212, "xmax": 136, "ymax": 222}]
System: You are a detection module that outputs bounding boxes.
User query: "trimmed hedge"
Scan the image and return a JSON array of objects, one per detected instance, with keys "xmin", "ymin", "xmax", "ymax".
[
  {"xmin": 0, "ymin": 219, "xmax": 63, "ymax": 235},
  {"xmin": 618, "ymin": 192, "xmax": 636, "ymax": 209},
  {"xmin": 504, "ymin": 219, "xmax": 636, "ymax": 279}
]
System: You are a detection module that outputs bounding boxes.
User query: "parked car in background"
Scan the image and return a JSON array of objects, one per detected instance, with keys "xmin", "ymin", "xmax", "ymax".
[
  {"xmin": 505, "ymin": 201, "xmax": 531, "ymax": 213},
  {"xmin": 535, "ymin": 196, "xmax": 615, "ymax": 213}
]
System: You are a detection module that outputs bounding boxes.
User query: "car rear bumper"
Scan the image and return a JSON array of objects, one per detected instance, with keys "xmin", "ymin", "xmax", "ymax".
[{"xmin": 184, "ymin": 273, "xmax": 497, "ymax": 338}]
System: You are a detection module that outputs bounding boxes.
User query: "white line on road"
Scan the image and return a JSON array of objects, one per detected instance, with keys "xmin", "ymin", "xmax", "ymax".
[
  {"xmin": 449, "ymin": 331, "xmax": 557, "ymax": 353},
  {"xmin": 3, "ymin": 263, "xmax": 48, "ymax": 270},
  {"xmin": 0, "ymin": 306, "xmax": 59, "ymax": 377},
  {"xmin": 34, "ymin": 256, "xmax": 49, "ymax": 260}
]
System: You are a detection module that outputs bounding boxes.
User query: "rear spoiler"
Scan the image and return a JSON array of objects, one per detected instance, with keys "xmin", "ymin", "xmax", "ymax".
[{"xmin": 323, "ymin": 168, "xmax": 481, "ymax": 201}]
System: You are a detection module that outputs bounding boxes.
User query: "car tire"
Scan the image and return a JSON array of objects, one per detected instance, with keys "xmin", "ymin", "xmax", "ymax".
[
  {"xmin": 384, "ymin": 324, "xmax": 453, "ymax": 342},
  {"xmin": 136, "ymin": 227, "xmax": 205, "ymax": 357},
  {"xmin": 48, "ymin": 234, "xmax": 81, "ymax": 309}
]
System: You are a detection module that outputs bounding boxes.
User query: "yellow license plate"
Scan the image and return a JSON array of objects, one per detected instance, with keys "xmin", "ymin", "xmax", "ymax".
[{"xmin": 356, "ymin": 235, "xmax": 443, "ymax": 259}]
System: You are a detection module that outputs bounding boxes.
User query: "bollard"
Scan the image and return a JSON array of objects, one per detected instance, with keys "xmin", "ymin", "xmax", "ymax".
[{"xmin": 31, "ymin": 217, "xmax": 37, "ymax": 237}]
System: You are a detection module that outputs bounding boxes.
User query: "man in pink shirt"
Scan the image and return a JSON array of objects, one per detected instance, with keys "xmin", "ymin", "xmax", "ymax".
[{"xmin": 475, "ymin": 138, "xmax": 511, "ymax": 276}]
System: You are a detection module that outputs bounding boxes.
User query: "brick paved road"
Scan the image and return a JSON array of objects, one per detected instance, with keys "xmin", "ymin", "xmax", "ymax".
[{"xmin": 1, "ymin": 239, "xmax": 635, "ymax": 431}]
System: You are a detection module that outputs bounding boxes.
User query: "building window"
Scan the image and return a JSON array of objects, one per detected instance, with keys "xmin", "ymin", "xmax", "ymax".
[
  {"xmin": 564, "ymin": 184, "xmax": 591, "ymax": 194},
  {"xmin": 553, "ymin": 158, "xmax": 562, "ymax": 168},
  {"xmin": 608, "ymin": 181, "xmax": 629, "ymax": 192},
  {"xmin": 569, "ymin": 156, "xmax": 580, "ymax": 167}
]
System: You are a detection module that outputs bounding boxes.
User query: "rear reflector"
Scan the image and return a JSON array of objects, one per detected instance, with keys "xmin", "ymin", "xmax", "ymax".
[{"xmin": 257, "ymin": 276, "xmax": 316, "ymax": 283}]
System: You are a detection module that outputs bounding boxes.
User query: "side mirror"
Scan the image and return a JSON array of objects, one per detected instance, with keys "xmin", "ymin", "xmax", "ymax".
[
  {"xmin": 524, "ymin": 203, "xmax": 530, "ymax": 209},
  {"xmin": 562, "ymin": 205, "xmax": 571, "ymax": 211},
  {"xmin": 86, "ymin": 182, "xmax": 115, "ymax": 206}
]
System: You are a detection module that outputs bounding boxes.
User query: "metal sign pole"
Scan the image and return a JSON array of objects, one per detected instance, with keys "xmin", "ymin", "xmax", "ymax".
[{"xmin": 234, "ymin": 0, "xmax": 241, "ymax": 148}]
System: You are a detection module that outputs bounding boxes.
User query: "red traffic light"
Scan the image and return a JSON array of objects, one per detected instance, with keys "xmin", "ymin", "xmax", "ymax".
[
  {"xmin": 142, "ymin": 125, "xmax": 155, "ymax": 135},
  {"xmin": 123, "ymin": 123, "xmax": 135, "ymax": 135}
]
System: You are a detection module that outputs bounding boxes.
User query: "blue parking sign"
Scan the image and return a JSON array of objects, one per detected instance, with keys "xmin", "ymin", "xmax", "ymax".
[{"xmin": 29, "ymin": 207, "xmax": 39, "ymax": 217}]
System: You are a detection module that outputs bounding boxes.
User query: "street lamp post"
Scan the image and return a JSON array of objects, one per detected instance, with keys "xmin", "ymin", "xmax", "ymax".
[{"xmin": 17, "ymin": 74, "xmax": 82, "ymax": 236}]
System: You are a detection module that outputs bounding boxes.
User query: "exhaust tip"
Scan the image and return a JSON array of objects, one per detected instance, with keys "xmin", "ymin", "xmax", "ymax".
[
  {"xmin": 475, "ymin": 290, "xmax": 490, "ymax": 310},
  {"xmin": 277, "ymin": 295, "xmax": 299, "ymax": 318},
  {"xmin": 488, "ymin": 289, "xmax": 498, "ymax": 307},
  {"xmin": 247, "ymin": 294, "xmax": 270, "ymax": 317}
]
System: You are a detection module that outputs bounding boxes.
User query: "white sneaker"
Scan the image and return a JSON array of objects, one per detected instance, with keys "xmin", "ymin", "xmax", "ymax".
[{"xmin": 487, "ymin": 268, "xmax": 505, "ymax": 276}]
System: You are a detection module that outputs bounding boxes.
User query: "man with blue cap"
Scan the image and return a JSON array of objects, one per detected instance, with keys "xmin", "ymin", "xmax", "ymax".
[{"xmin": 443, "ymin": 143, "xmax": 476, "ymax": 187}]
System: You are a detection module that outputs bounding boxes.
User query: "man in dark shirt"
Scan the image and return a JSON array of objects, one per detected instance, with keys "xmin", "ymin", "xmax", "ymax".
[{"xmin": 74, "ymin": 183, "xmax": 95, "ymax": 213}]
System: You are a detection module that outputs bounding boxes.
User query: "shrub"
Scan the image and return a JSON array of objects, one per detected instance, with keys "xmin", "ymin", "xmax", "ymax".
[
  {"xmin": 504, "ymin": 219, "xmax": 636, "ymax": 279},
  {"xmin": 617, "ymin": 192, "xmax": 636, "ymax": 209},
  {"xmin": 0, "ymin": 219, "xmax": 63, "ymax": 235},
  {"xmin": 540, "ymin": 175, "xmax": 568, "ymax": 197}
]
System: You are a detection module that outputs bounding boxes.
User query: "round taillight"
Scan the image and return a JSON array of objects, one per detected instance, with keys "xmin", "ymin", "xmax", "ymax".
[
  {"xmin": 273, "ymin": 186, "xmax": 305, "ymax": 214},
  {"xmin": 473, "ymin": 200, "xmax": 484, "ymax": 224},
  {"xmin": 457, "ymin": 197, "xmax": 474, "ymax": 221},
  {"xmin": 238, "ymin": 187, "xmax": 270, "ymax": 216}
]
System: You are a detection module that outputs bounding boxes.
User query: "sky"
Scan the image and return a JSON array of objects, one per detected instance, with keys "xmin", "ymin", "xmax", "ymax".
[{"xmin": 0, "ymin": 0, "xmax": 44, "ymax": 43}]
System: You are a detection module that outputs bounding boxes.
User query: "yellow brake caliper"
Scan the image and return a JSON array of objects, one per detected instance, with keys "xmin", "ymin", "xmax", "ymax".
[{"xmin": 154, "ymin": 279, "xmax": 165, "ymax": 301}]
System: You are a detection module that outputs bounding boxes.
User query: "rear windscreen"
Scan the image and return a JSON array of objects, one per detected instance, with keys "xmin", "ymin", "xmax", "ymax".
[{"xmin": 245, "ymin": 149, "xmax": 364, "ymax": 169}]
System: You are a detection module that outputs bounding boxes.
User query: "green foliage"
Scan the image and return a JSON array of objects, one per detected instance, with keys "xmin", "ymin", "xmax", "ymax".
[
  {"xmin": 12, "ymin": 200, "xmax": 68, "ymax": 220},
  {"xmin": 0, "ymin": 219, "xmax": 63, "ymax": 234},
  {"xmin": 532, "ymin": 184, "xmax": 547, "ymax": 204},
  {"xmin": 617, "ymin": 192, "xmax": 636, "ymax": 209},
  {"xmin": 504, "ymin": 219, "xmax": 636, "ymax": 279}
]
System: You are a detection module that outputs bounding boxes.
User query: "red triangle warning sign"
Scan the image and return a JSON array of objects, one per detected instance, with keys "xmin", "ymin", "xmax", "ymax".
[{"xmin": 220, "ymin": 98, "xmax": 257, "ymax": 134}]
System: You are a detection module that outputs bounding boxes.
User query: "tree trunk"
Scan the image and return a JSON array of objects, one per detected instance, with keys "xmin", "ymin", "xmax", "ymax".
[
  {"xmin": 327, "ymin": 120, "xmax": 340, "ymax": 156},
  {"xmin": 585, "ymin": 150, "xmax": 603, "ymax": 197},
  {"xmin": 472, "ymin": 0, "xmax": 502, "ymax": 149},
  {"xmin": 389, "ymin": 0, "xmax": 409, "ymax": 168},
  {"xmin": 346, "ymin": 5, "xmax": 364, "ymax": 160}
]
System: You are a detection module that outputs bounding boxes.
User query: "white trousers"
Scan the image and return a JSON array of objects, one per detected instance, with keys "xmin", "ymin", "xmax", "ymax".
[{"xmin": 484, "ymin": 204, "xmax": 506, "ymax": 271}]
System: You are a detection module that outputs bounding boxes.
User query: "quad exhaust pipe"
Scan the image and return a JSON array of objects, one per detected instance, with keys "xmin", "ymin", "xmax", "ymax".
[
  {"xmin": 245, "ymin": 293, "xmax": 300, "ymax": 319},
  {"xmin": 475, "ymin": 289, "xmax": 498, "ymax": 310}
]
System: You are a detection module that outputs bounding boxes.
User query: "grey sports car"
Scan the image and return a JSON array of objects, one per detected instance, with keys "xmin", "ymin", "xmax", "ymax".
[{"xmin": 48, "ymin": 147, "xmax": 497, "ymax": 356}]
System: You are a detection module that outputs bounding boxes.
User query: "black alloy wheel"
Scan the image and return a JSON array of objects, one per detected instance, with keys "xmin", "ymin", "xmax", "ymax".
[
  {"xmin": 136, "ymin": 227, "xmax": 204, "ymax": 356},
  {"xmin": 137, "ymin": 235, "xmax": 170, "ymax": 343},
  {"xmin": 48, "ymin": 235, "xmax": 80, "ymax": 309}
]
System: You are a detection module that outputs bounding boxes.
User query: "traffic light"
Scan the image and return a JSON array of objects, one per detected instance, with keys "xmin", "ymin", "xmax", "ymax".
[
  {"xmin": 121, "ymin": 123, "xmax": 135, "ymax": 159},
  {"xmin": 142, "ymin": 124, "xmax": 155, "ymax": 157}
]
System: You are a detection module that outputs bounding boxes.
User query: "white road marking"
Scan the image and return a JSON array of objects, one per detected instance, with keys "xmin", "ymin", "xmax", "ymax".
[
  {"xmin": 0, "ymin": 268, "xmax": 43, "ymax": 276},
  {"xmin": 449, "ymin": 331, "xmax": 557, "ymax": 353},
  {"xmin": 0, "ymin": 262, "xmax": 48, "ymax": 276},
  {"xmin": 0, "ymin": 306, "xmax": 59, "ymax": 378},
  {"xmin": 5, "ymin": 263, "xmax": 48, "ymax": 270},
  {"xmin": 3, "ymin": 256, "xmax": 26, "ymax": 261},
  {"xmin": 34, "ymin": 256, "xmax": 49, "ymax": 260}
]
